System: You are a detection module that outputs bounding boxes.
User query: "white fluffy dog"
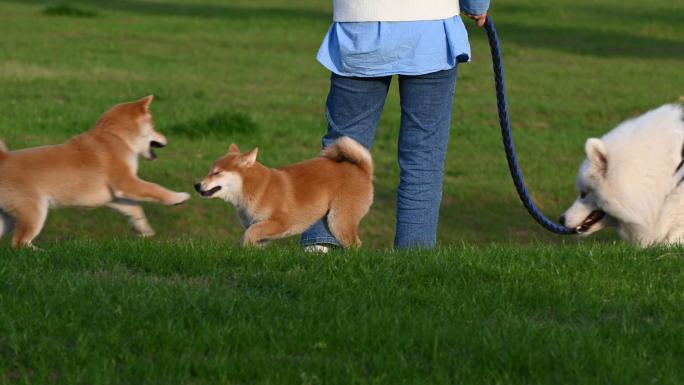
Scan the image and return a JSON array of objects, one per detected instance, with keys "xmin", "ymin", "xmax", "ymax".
[{"xmin": 561, "ymin": 103, "xmax": 684, "ymax": 247}]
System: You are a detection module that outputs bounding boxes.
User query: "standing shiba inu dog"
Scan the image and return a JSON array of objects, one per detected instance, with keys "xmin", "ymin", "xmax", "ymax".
[
  {"xmin": 0, "ymin": 95, "xmax": 190, "ymax": 249},
  {"xmin": 561, "ymin": 103, "xmax": 684, "ymax": 246},
  {"xmin": 194, "ymin": 137, "xmax": 373, "ymax": 248}
]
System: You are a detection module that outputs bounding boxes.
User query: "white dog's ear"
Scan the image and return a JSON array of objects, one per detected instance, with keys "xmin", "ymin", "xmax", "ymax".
[
  {"xmin": 240, "ymin": 147, "xmax": 258, "ymax": 167},
  {"xmin": 228, "ymin": 143, "xmax": 240, "ymax": 153},
  {"xmin": 585, "ymin": 138, "xmax": 608, "ymax": 176}
]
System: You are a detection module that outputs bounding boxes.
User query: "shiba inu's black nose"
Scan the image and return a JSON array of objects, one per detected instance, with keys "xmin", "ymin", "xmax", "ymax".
[
  {"xmin": 150, "ymin": 141, "xmax": 165, "ymax": 148},
  {"xmin": 194, "ymin": 184, "xmax": 221, "ymax": 197},
  {"xmin": 558, "ymin": 215, "xmax": 566, "ymax": 227}
]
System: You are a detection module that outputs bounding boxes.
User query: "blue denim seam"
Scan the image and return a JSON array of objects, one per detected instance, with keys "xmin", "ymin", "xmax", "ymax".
[{"xmin": 300, "ymin": 236, "xmax": 340, "ymax": 246}]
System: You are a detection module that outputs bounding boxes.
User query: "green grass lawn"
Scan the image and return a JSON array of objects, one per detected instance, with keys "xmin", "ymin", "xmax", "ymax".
[
  {"xmin": 2, "ymin": 241, "xmax": 684, "ymax": 384},
  {"xmin": 1, "ymin": 0, "xmax": 683, "ymax": 383}
]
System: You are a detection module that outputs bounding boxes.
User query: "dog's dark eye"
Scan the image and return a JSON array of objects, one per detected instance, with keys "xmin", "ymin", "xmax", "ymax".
[{"xmin": 580, "ymin": 191, "xmax": 588, "ymax": 199}]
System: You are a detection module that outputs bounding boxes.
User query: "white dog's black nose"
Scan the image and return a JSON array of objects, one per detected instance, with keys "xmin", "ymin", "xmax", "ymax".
[{"xmin": 558, "ymin": 215, "xmax": 566, "ymax": 227}]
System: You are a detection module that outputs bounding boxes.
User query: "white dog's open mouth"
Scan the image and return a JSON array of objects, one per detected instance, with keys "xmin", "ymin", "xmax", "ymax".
[{"xmin": 576, "ymin": 210, "xmax": 606, "ymax": 233}]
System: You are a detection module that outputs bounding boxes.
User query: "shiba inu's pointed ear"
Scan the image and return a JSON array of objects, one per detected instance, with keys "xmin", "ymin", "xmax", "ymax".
[
  {"xmin": 228, "ymin": 143, "xmax": 240, "ymax": 153},
  {"xmin": 585, "ymin": 138, "xmax": 607, "ymax": 176},
  {"xmin": 241, "ymin": 147, "xmax": 258, "ymax": 167},
  {"xmin": 136, "ymin": 95, "xmax": 154, "ymax": 112}
]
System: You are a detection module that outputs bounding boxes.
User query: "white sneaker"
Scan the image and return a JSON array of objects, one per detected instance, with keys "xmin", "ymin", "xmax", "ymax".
[{"xmin": 303, "ymin": 245, "xmax": 331, "ymax": 253}]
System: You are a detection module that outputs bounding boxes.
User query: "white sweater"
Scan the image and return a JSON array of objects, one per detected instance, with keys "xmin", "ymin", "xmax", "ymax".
[{"xmin": 333, "ymin": 0, "xmax": 460, "ymax": 22}]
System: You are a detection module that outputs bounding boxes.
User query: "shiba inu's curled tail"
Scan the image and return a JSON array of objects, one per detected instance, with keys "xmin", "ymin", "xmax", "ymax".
[
  {"xmin": 0, "ymin": 140, "xmax": 7, "ymax": 160},
  {"xmin": 322, "ymin": 137, "xmax": 373, "ymax": 176}
]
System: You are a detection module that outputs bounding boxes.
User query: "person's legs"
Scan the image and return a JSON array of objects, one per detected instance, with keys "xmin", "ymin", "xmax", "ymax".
[
  {"xmin": 395, "ymin": 67, "xmax": 457, "ymax": 248},
  {"xmin": 300, "ymin": 72, "xmax": 391, "ymax": 248}
]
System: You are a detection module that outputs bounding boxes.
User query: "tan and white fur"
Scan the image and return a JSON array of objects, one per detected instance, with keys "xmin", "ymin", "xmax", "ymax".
[
  {"xmin": 561, "ymin": 103, "xmax": 684, "ymax": 247},
  {"xmin": 195, "ymin": 137, "xmax": 374, "ymax": 248},
  {"xmin": 0, "ymin": 95, "xmax": 190, "ymax": 249}
]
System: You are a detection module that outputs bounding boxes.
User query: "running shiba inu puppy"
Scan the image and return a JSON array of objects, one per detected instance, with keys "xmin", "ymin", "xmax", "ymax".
[
  {"xmin": 0, "ymin": 95, "xmax": 190, "ymax": 249},
  {"xmin": 194, "ymin": 137, "xmax": 373, "ymax": 248}
]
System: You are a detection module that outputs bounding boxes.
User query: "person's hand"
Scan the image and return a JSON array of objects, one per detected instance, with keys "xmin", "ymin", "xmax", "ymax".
[{"xmin": 465, "ymin": 12, "xmax": 487, "ymax": 27}]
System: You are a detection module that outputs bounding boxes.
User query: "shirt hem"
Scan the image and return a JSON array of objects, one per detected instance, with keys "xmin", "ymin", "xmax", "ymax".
[{"xmin": 316, "ymin": 58, "xmax": 469, "ymax": 78}]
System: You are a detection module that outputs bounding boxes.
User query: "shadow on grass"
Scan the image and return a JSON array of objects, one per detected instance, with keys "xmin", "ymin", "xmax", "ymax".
[
  {"xmin": 486, "ymin": 21, "xmax": 684, "ymax": 60},
  {"xmin": 5, "ymin": 0, "xmax": 680, "ymax": 59},
  {"xmin": 43, "ymin": 3, "xmax": 97, "ymax": 17},
  {"xmin": 492, "ymin": 2, "xmax": 684, "ymax": 26},
  {"xmin": 170, "ymin": 111, "xmax": 258, "ymax": 139},
  {"xmin": 3, "ymin": 0, "xmax": 331, "ymax": 21},
  {"xmin": 481, "ymin": 2, "xmax": 684, "ymax": 60},
  {"xmin": 584, "ymin": 3, "xmax": 684, "ymax": 26}
]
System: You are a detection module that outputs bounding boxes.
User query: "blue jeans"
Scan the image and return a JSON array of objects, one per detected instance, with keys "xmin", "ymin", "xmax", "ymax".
[{"xmin": 301, "ymin": 67, "xmax": 458, "ymax": 248}]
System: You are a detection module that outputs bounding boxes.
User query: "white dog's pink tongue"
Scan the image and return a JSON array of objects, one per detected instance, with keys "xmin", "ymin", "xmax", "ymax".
[{"xmin": 578, "ymin": 210, "xmax": 606, "ymax": 232}]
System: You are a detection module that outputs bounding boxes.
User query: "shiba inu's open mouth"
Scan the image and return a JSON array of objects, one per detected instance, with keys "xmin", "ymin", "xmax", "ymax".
[
  {"xmin": 576, "ymin": 210, "xmax": 605, "ymax": 233},
  {"xmin": 147, "ymin": 141, "xmax": 165, "ymax": 160},
  {"xmin": 194, "ymin": 184, "xmax": 222, "ymax": 197}
]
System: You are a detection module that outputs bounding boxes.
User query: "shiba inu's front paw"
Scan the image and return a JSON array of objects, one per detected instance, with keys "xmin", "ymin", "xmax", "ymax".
[
  {"xmin": 23, "ymin": 243, "xmax": 44, "ymax": 252},
  {"xmin": 125, "ymin": 214, "xmax": 155, "ymax": 237},
  {"xmin": 138, "ymin": 229, "xmax": 155, "ymax": 237},
  {"xmin": 165, "ymin": 192, "xmax": 191, "ymax": 206},
  {"xmin": 132, "ymin": 220, "xmax": 155, "ymax": 237}
]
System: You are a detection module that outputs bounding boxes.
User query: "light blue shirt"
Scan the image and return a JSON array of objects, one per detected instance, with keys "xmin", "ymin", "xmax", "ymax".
[{"xmin": 317, "ymin": 1, "xmax": 490, "ymax": 77}]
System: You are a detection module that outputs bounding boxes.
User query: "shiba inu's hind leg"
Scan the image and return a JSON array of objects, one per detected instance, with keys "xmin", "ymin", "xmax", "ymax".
[
  {"xmin": 11, "ymin": 200, "xmax": 48, "ymax": 250},
  {"xmin": 107, "ymin": 199, "xmax": 155, "ymax": 237},
  {"xmin": 0, "ymin": 209, "xmax": 14, "ymax": 240},
  {"xmin": 327, "ymin": 212, "xmax": 361, "ymax": 249},
  {"xmin": 241, "ymin": 220, "xmax": 289, "ymax": 247},
  {"xmin": 327, "ymin": 200, "xmax": 369, "ymax": 249}
]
